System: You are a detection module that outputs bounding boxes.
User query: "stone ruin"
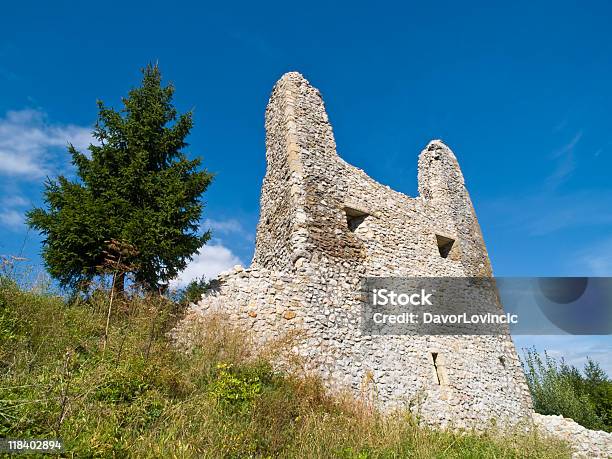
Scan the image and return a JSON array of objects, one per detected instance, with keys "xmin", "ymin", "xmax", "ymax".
[
  {"xmin": 179, "ymin": 72, "xmax": 612, "ymax": 455},
  {"xmin": 182, "ymin": 71, "xmax": 532, "ymax": 426}
]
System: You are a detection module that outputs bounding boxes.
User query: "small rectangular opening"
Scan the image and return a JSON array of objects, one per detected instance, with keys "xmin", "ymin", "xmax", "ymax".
[
  {"xmin": 436, "ymin": 234, "xmax": 455, "ymax": 258},
  {"xmin": 344, "ymin": 207, "xmax": 369, "ymax": 232}
]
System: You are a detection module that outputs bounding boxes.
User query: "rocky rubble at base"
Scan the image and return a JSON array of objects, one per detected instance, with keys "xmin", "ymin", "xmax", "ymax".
[{"xmin": 533, "ymin": 413, "xmax": 612, "ymax": 458}]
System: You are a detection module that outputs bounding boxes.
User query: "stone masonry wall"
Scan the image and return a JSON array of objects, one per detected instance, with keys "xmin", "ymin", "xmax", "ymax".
[
  {"xmin": 533, "ymin": 413, "xmax": 612, "ymax": 458},
  {"xmin": 181, "ymin": 72, "xmax": 535, "ymax": 428}
]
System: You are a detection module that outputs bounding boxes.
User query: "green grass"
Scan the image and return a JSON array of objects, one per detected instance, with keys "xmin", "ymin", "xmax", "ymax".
[{"xmin": 0, "ymin": 276, "xmax": 570, "ymax": 458}]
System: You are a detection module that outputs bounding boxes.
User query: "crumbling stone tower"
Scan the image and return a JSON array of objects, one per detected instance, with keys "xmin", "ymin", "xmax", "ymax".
[{"xmin": 186, "ymin": 72, "xmax": 533, "ymax": 427}]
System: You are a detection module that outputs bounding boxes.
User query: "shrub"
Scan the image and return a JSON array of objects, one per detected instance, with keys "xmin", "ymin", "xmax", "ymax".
[
  {"xmin": 208, "ymin": 362, "xmax": 272, "ymax": 412},
  {"xmin": 522, "ymin": 348, "xmax": 609, "ymax": 431}
]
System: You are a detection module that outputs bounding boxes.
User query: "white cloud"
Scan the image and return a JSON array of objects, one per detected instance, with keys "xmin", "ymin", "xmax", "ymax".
[
  {"xmin": 202, "ymin": 217, "xmax": 255, "ymax": 241},
  {"xmin": 170, "ymin": 243, "xmax": 242, "ymax": 288},
  {"xmin": 0, "ymin": 109, "xmax": 94, "ymax": 179},
  {"xmin": 203, "ymin": 218, "xmax": 244, "ymax": 234},
  {"xmin": 0, "ymin": 209, "xmax": 25, "ymax": 229}
]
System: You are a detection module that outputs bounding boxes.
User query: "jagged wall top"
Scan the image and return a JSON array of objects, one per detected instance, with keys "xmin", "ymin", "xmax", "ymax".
[{"xmin": 253, "ymin": 72, "xmax": 492, "ymax": 277}]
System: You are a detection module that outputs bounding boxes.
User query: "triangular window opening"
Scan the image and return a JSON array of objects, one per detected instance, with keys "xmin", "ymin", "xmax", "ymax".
[
  {"xmin": 436, "ymin": 234, "xmax": 455, "ymax": 258},
  {"xmin": 345, "ymin": 207, "xmax": 369, "ymax": 232}
]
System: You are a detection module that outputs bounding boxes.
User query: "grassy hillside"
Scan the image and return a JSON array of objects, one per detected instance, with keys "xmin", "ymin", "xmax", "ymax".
[{"xmin": 0, "ymin": 275, "xmax": 569, "ymax": 458}]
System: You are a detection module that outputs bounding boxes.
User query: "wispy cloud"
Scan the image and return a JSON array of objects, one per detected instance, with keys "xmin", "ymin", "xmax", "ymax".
[
  {"xmin": 170, "ymin": 243, "xmax": 242, "ymax": 288},
  {"xmin": 482, "ymin": 189, "xmax": 612, "ymax": 236},
  {"xmin": 203, "ymin": 217, "xmax": 255, "ymax": 241},
  {"xmin": 553, "ymin": 117, "xmax": 569, "ymax": 132},
  {"xmin": 0, "ymin": 193, "xmax": 30, "ymax": 231},
  {"xmin": 0, "ymin": 109, "xmax": 93, "ymax": 179},
  {"xmin": 545, "ymin": 130, "xmax": 582, "ymax": 190},
  {"xmin": 1, "ymin": 195, "xmax": 28, "ymax": 208},
  {"xmin": 203, "ymin": 218, "xmax": 243, "ymax": 234},
  {"xmin": 550, "ymin": 131, "xmax": 583, "ymax": 159},
  {"xmin": 571, "ymin": 237, "xmax": 612, "ymax": 276},
  {"xmin": 0, "ymin": 208, "xmax": 25, "ymax": 230}
]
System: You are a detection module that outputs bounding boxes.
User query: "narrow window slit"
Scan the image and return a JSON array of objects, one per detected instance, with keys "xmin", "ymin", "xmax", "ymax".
[{"xmin": 432, "ymin": 352, "xmax": 441, "ymax": 385}]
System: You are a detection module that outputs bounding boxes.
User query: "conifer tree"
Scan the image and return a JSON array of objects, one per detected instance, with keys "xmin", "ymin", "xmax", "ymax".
[{"xmin": 27, "ymin": 64, "xmax": 213, "ymax": 291}]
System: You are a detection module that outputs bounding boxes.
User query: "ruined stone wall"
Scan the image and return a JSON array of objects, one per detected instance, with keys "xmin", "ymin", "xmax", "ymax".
[
  {"xmin": 533, "ymin": 413, "xmax": 612, "ymax": 458},
  {"xmin": 182, "ymin": 72, "xmax": 534, "ymax": 428}
]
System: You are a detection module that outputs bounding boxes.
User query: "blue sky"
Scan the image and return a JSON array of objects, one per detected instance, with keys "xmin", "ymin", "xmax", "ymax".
[{"xmin": 1, "ymin": 1, "xmax": 610, "ymax": 372}]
